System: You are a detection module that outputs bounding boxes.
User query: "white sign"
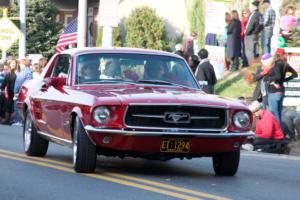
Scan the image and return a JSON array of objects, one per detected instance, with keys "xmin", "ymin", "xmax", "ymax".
[
  {"xmin": 205, "ymin": 45, "xmax": 225, "ymax": 79},
  {"xmin": 287, "ymin": 54, "xmax": 300, "ymax": 73},
  {"xmin": 283, "ymin": 51, "xmax": 300, "ymax": 107},
  {"xmin": 284, "ymin": 82, "xmax": 300, "ymax": 88},
  {"xmin": 0, "ymin": 17, "xmax": 23, "ymax": 51},
  {"xmin": 205, "ymin": 1, "xmax": 228, "ymax": 34},
  {"xmin": 99, "ymin": 0, "xmax": 119, "ymax": 27}
]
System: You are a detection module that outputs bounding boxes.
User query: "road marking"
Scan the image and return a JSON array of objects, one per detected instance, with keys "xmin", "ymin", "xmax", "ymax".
[
  {"xmin": 105, "ymin": 172, "xmax": 230, "ymax": 200},
  {"xmin": 0, "ymin": 152, "xmax": 201, "ymax": 200},
  {"xmin": 0, "ymin": 149, "xmax": 72, "ymax": 167},
  {"xmin": 0, "ymin": 149, "xmax": 230, "ymax": 200}
]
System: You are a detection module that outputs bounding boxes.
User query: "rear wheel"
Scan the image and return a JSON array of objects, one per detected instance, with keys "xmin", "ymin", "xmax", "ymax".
[
  {"xmin": 23, "ymin": 111, "xmax": 49, "ymax": 156},
  {"xmin": 73, "ymin": 117, "xmax": 96, "ymax": 173},
  {"xmin": 212, "ymin": 150, "xmax": 240, "ymax": 176}
]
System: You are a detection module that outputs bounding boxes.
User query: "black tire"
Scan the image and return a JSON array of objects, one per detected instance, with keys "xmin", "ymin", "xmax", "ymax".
[
  {"xmin": 212, "ymin": 150, "xmax": 240, "ymax": 176},
  {"xmin": 23, "ymin": 111, "xmax": 49, "ymax": 157},
  {"xmin": 73, "ymin": 117, "xmax": 96, "ymax": 173}
]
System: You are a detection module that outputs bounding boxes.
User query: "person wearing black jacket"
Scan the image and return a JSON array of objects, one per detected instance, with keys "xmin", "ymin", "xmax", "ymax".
[
  {"xmin": 0, "ymin": 62, "xmax": 17, "ymax": 124},
  {"xmin": 226, "ymin": 10, "xmax": 241, "ymax": 72},
  {"xmin": 188, "ymin": 55, "xmax": 199, "ymax": 73},
  {"xmin": 195, "ymin": 48, "xmax": 217, "ymax": 94},
  {"xmin": 267, "ymin": 52, "xmax": 298, "ymax": 124},
  {"xmin": 244, "ymin": 1, "xmax": 263, "ymax": 63}
]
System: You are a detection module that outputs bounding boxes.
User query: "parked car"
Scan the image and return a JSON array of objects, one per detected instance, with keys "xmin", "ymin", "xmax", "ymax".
[{"xmin": 17, "ymin": 47, "xmax": 253, "ymax": 175}]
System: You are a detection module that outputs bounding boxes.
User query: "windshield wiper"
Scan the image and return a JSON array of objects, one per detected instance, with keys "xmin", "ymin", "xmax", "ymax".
[
  {"xmin": 83, "ymin": 79, "xmax": 193, "ymax": 89},
  {"xmin": 136, "ymin": 79, "xmax": 192, "ymax": 89},
  {"xmin": 83, "ymin": 79, "xmax": 135, "ymax": 84},
  {"xmin": 136, "ymin": 80, "xmax": 174, "ymax": 85}
]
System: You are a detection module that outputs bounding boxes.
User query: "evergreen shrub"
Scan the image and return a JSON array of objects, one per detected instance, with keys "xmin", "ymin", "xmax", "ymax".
[{"xmin": 125, "ymin": 7, "xmax": 170, "ymax": 50}]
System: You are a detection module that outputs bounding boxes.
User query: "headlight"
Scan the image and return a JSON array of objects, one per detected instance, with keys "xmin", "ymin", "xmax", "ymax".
[
  {"xmin": 93, "ymin": 106, "xmax": 110, "ymax": 124},
  {"xmin": 233, "ymin": 111, "xmax": 250, "ymax": 129}
]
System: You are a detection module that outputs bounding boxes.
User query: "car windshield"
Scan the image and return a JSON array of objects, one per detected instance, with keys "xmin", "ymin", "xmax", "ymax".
[{"xmin": 75, "ymin": 53, "xmax": 199, "ymax": 89}]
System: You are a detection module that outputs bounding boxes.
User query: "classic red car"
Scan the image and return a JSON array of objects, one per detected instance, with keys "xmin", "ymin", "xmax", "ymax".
[{"xmin": 18, "ymin": 48, "xmax": 253, "ymax": 175}]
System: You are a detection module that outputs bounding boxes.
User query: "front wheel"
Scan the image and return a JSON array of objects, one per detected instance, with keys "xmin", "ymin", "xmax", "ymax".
[
  {"xmin": 23, "ymin": 111, "xmax": 49, "ymax": 156},
  {"xmin": 73, "ymin": 117, "xmax": 96, "ymax": 173},
  {"xmin": 212, "ymin": 150, "xmax": 240, "ymax": 176}
]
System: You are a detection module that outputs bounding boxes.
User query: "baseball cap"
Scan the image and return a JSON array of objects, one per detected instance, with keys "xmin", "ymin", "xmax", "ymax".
[
  {"xmin": 175, "ymin": 44, "xmax": 183, "ymax": 51},
  {"xmin": 275, "ymin": 48, "xmax": 286, "ymax": 55},
  {"xmin": 249, "ymin": 101, "xmax": 262, "ymax": 113}
]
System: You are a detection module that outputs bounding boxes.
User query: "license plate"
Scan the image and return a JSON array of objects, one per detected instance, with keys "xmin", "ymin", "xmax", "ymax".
[{"xmin": 160, "ymin": 138, "xmax": 190, "ymax": 153}]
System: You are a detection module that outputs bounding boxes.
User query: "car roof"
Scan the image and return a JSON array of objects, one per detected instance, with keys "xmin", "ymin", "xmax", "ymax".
[{"xmin": 61, "ymin": 47, "xmax": 183, "ymax": 59}]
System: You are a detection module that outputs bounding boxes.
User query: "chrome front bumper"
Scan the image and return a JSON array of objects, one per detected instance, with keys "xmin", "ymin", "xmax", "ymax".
[{"xmin": 84, "ymin": 125, "xmax": 254, "ymax": 138}]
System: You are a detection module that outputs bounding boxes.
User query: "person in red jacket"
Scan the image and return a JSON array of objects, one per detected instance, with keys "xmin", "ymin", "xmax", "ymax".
[
  {"xmin": 253, "ymin": 107, "xmax": 284, "ymax": 141},
  {"xmin": 242, "ymin": 101, "xmax": 285, "ymax": 150}
]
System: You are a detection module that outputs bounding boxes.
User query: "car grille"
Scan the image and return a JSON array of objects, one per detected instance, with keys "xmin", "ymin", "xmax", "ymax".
[{"xmin": 124, "ymin": 105, "xmax": 227, "ymax": 130}]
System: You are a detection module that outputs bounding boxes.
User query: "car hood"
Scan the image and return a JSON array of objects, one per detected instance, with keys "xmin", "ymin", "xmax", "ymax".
[{"xmin": 78, "ymin": 85, "xmax": 247, "ymax": 109}]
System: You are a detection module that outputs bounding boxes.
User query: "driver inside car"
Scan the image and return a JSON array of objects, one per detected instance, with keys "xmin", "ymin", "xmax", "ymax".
[
  {"xmin": 80, "ymin": 64, "xmax": 100, "ymax": 83},
  {"xmin": 100, "ymin": 59, "xmax": 121, "ymax": 79}
]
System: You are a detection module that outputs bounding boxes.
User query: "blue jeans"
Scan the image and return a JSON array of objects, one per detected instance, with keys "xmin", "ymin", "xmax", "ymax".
[
  {"xmin": 11, "ymin": 100, "xmax": 22, "ymax": 124},
  {"xmin": 268, "ymin": 92, "xmax": 284, "ymax": 124},
  {"xmin": 261, "ymin": 29, "xmax": 273, "ymax": 54}
]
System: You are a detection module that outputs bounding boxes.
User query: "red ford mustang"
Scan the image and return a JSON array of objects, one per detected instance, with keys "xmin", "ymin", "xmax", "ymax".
[{"xmin": 18, "ymin": 48, "xmax": 253, "ymax": 175}]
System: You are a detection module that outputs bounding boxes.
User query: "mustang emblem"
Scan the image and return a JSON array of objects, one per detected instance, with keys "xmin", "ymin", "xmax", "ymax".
[{"xmin": 164, "ymin": 112, "xmax": 191, "ymax": 124}]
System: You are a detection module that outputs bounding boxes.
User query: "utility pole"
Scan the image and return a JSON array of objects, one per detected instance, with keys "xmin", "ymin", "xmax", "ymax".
[
  {"xmin": 19, "ymin": 0, "xmax": 26, "ymax": 59},
  {"xmin": 78, "ymin": 0, "xmax": 87, "ymax": 48}
]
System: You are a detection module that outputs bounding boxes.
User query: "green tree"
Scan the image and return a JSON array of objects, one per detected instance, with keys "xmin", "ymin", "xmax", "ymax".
[
  {"xmin": 188, "ymin": 0, "xmax": 205, "ymax": 48},
  {"xmin": 8, "ymin": 0, "xmax": 62, "ymax": 58},
  {"xmin": 125, "ymin": 7, "xmax": 170, "ymax": 50}
]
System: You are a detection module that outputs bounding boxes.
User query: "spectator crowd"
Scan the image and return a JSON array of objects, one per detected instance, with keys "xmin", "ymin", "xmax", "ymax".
[
  {"xmin": 0, "ymin": 57, "xmax": 47, "ymax": 125},
  {"xmin": 173, "ymin": 0, "xmax": 300, "ymax": 153}
]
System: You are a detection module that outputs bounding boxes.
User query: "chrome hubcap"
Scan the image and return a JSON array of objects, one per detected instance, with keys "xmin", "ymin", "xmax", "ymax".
[{"xmin": 24, "ymin": 115, "xmax": 32, "ymax": 152}]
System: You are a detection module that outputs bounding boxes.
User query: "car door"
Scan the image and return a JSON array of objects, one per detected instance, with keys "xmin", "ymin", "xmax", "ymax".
[{"xmin": 32, "ymin": 54, "xmax": 72, "ymax": 142}]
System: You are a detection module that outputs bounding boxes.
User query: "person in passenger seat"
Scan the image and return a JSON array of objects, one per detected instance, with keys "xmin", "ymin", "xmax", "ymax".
[{"xmin": 144, "ymin": 60, "xmax": 167, "ymax": 80}]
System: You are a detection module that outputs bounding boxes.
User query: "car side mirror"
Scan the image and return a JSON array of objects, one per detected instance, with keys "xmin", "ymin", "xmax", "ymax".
[{"xmin": 40, "ymin": 78, "xmax": 51, "ymax": 92}]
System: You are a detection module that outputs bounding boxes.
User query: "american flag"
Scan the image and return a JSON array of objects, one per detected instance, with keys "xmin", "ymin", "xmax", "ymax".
[{"xmin": 56, "ymin": 18, "xmax": 78, "ymax": 53}]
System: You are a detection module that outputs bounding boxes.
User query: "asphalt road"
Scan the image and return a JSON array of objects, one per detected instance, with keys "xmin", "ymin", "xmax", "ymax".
[{"xmin": 1, "ymin": 124, "xmax": 300, "ymax": 200}]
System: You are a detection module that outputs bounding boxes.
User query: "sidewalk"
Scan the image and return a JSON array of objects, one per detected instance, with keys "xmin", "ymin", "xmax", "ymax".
[{"xmin": 289, "ymin": 141, "xmax": 300, "ymax": 156}]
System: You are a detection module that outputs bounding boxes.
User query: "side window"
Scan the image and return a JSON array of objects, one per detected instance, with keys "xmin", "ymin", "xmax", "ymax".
[{"xmin": 51, "ymin": 55, "xmax": 70, "ymax": 78}]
